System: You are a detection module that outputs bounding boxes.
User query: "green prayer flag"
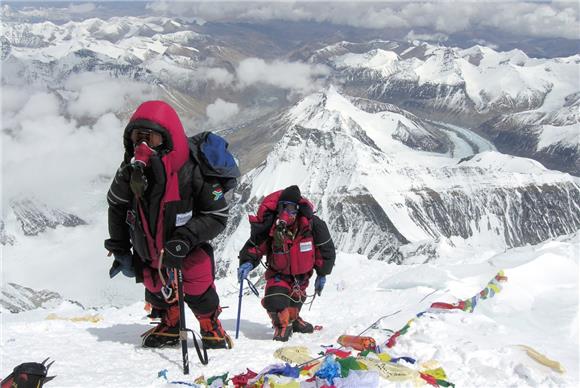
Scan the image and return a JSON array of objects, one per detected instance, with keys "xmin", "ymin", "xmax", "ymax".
[
  {"xmin": 207, "ymin": 372, "xmax": 228, "ymax": 385},
  {"xmin": 337, "ymin": 357, "xmax": 363, "ymax": 377}
]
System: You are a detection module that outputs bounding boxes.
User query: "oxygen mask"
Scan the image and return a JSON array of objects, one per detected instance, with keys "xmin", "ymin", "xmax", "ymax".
[
  {"xmin": 277, "ymin": 201, "xmax": 298, "ymax": 227},
  {"xmin": 130, "ymin": 141, "xmax": 157, "ymax": 198}
]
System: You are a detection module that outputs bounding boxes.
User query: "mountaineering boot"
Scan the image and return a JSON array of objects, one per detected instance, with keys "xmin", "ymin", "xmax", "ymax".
[
  {"xmin": 268, "ymin": 309, "xmax": 293, "ymax": 342},
  {"xmin": 141, "ymin": 304, "xmax": 180, "ymax": 348},
  {"xmin": 288, "ymin": 306, "xmax": 314, "ymax": 334},
  {"xmin": 196, "ymin": 308, "xmax": 233, "ymax": 349}
]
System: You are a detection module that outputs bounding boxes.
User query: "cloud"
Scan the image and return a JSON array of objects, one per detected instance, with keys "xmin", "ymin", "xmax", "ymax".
[
  {"xmin": 68, "ymin": 3, "xmax": 97, "ymax": 14},
  {"xmin": 4, "ymin": 3, "xmax": 98, "ymax": 20},
  {"xmin": 15, "ymin": 91, "xmax": 60, "ymax": 122},
  {"xmin": 236, "ymin": 58, "xmax": 330, "ymax": 94},
  {"xmin": 2, "ymin": 103, "xmax": 102, "ymax": 210},
  {"xmin": 406, "ymin": 30, "xmax": 449, "ymax": 43},
  {"xmin": 480, "ymin": 3, "xmax": 579, "ymax": 40},
  {"xmin": 1, "ymin": 91, "xmax": 124, "ymax": 211},
  {"xmin": 145, "ymin": 1, "xmax": 580, "ymax": 40},
  {"xmin": 64, "ymin": 72, "xmax": 156, "ymax": 118},
  {"xmin": 1, "ymin": 73, "xmax": 159, "ymax": 212},
  {"xmin": 199, "ymin": 67, "xmax": 235, "ymax": 87},
  {"xmin": 206, "ymin": 98, "xmax": 240, "ymax": 125}
]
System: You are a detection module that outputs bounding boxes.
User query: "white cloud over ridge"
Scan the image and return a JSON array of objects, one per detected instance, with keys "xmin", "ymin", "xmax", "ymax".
[
  {"xmin": 206, "ymin": 98, "xmax": 240, "ymax": 125},
  {"xmin": 68, "ymin": 3, "xmax": 97, "ymax": 14},
  {"xmin": 236, "ymin": 58, "xmax": 330, "ymax": 94},
  {"xmin": 1, "ymin": 74, "xmax": 158, "ymax": 212},
  {"xmin": 200, "ymin": 67, "xmax": 235, "ymax": 87},
  {"xmin": 64, "ymin": 72, "xmax": 156, "ymax": 118},
  {"xmin": 406, "ymin": 30, "xmax": 449, "ymax": 43},
  {"xmin": 146, "ymin": 1, "xmax": 580, "ymax": 40}
]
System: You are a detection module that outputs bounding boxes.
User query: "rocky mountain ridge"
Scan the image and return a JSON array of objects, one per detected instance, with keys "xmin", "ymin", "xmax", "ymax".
[{"xmin": 213, "ymin": 88, "xmax": 580, "ymax": 275}]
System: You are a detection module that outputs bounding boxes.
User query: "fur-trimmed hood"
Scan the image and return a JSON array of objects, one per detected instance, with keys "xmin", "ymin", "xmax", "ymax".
[{"xmin": 123, "ymin": 100, "xmax": 189, "ymax": 174}]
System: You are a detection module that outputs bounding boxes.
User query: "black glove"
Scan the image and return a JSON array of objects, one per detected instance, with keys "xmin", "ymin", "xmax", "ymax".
[
  {"xmin": 163, "ymin": 239, "xmax": 190, "ymax": 269},
  {"xmin": 315, "ymin": 275, "xmax": 326, "ymax": 296},
  {"xmin": 108, "ymin": 253, "xmax": 135, "ymax": 278},
  {"xmin": 237, "ymin": 262, "xmax": 254, "ymax": 283}
]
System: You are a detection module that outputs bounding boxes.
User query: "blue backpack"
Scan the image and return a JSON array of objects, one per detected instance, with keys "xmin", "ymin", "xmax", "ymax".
[{"xmin": 188, "ymin": 132, "xmax": 240, "ymax": 193}]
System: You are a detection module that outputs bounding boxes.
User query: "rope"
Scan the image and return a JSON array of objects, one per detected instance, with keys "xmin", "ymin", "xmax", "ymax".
[
  {"xmin": 294, "ymin": 287, "xmax": 446, "ymax": 368},
  {"xmin": 295, "ymin": 308, "xmax": 402, "ymax": 368},
  {"xmin": 261, "ymin": 292, "xmax": 317, "ymax": 304}
]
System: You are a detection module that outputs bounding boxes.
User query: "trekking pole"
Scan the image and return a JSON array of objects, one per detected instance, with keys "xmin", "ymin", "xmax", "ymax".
[
  {"xmin": 235, "ymin": 278, "xmax": 244, "ymax": 339},
  {"xmin": 176, "ymin": 269, "xmax": 190, "ymax": 375},
  {"xmin": 308, "ymin": 293, "xmax": 316, "ymax": 311},
  {"xmin": 235, "ymin": 277, "xmax": 260, "ymax": 339}
]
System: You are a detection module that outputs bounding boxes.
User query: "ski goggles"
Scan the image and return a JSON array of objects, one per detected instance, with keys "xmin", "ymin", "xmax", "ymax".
[
  {"xmin": 130, "ymin": 128, "xmax": 164, "ymax": 148},
  {"xmin": 278, "ymin": 201, "xmax": 299, "ymax": 215}
]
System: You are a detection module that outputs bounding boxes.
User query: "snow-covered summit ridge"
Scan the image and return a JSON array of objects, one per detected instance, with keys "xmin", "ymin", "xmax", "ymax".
[
  {"xmin": 287, "ymin": 86, "xmax": 448, "ymax": 155},
  {"xmin": 1, "ymin": 16, "xmax": 203, "ymax": 63},
  {"xmin": 2, "ymin": 234, "xmax": 578, "ymax": 386},
  {"xmin": 320, "ymin": 40, "xmax": 579, "ymax": 175},
  {"xmin": 287, "ymin": 87, "xmax": 574, "ymax": 180},
  {"xmin": 331, "ymin": 42, "xmax": 579, "ymax": 114}
]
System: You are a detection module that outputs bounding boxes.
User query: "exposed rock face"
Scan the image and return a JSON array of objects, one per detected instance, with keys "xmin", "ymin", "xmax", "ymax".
[
  {"xmin": 1, "ymin": 283, "xmax": 64, "ymax": 313},
  {"xmin": 405, "ymin": 183, "xmax": 580, "ymax": 248},
  {"xmin": 9, "ymin": 199, "xmax": 86, "ymax": 237},
  {"xmin": 478, "ymin": 94, "xmax": 580, "ymax": 176},
  {"xmin": 0, "ymin": 220, "xmax": 15, "ymax": 245},
  {"xmin": 326, "ymin": 192, "xmax": 409, "ymax": 260}
]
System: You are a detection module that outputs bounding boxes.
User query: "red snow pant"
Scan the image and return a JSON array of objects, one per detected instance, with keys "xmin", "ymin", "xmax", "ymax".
[
  {"xmin": 142, "ymin": 246, "xmax": 219, "ymax": 317},
  {"xmin": 261, "ymin": 270, "xmax": 312, "ymax": 312}
]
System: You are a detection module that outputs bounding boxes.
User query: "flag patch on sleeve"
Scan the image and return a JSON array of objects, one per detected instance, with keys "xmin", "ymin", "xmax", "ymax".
[{"xmin": 212, "ymin": 187, "xmax": 224, "ymax": 201}]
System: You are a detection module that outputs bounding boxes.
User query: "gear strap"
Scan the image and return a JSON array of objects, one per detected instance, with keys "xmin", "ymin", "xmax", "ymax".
[{"xmin": 187, "ymin": 329, "xmax": 209, "ymax": 365}]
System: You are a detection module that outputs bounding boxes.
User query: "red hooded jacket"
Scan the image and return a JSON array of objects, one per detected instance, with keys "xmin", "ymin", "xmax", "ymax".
[{"xmin": 105, "ymin": 101, "xmax": 229, "ymax": 272}]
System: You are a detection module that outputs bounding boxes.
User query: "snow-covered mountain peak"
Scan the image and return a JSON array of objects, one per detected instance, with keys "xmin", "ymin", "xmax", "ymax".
[
  {"xmin": 286, "ymin": 86, "xmax": 443, "ymax": 155},
  {"xmin": 329, "ymin": 41, "xmax": 577, "ymax": 112},
  {"xmin": 333, "ymin": 49, "xmax": 401, "ymax": 70},
  {"xmin": 415, "ymin": 49, "xmax": 464, "ymax": 86},
  {"xmin": 216, "ymin": 87, "xmax": 580, "ymax": 269},
  {"xmin": 328, "ymin": 39, "xmax": 579, "ymax": 180},
  {"xmin": 2, "ymin": 16, "xmax": 204, "ymax": 64},
  {"xmin": 460, "ymin": 45, "xmax": 529, "ymax": 67}
]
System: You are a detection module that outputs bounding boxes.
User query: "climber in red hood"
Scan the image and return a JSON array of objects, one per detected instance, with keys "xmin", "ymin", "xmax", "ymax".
[
  {"xmin": 105, "ymin": 100, "xmax": 232, "ymax": 349},
  {"xmin": 237, "ymin": 185, "xmax": 336, "ymax": 342}
]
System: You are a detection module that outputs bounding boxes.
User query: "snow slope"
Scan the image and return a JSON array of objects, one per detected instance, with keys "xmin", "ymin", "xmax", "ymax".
[{"xmin": 2, "ymin": 233, "xmax": 578, "ymax": 387}]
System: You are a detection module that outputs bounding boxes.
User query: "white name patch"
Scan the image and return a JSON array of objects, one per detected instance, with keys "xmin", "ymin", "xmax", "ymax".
[
  {"xmin": 300, "ymin": 241, "xmax": 313, "ymax": 252},
  {"xmin": 175, "ymin": 211, "xmax": 192, "ymax": 227}
]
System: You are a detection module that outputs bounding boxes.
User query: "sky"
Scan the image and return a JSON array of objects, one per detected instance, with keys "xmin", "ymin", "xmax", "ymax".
[{"xmin": 3, "ymin": 1, "xmax": 579, "ymax": 40}]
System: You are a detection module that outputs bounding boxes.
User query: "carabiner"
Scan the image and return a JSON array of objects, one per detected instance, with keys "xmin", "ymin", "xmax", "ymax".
[
  {"xmin": 161, "ymin": 284, "xmax": 173, "ymax": 300},
  {"xmin": 246, "ymin": 278, "xmax": 260, "ymax": 297}
]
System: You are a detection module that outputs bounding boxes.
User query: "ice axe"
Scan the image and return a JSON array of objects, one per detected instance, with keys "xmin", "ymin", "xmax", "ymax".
[
  {"xmin": 159, "ymin": 249, "xmax": 207, "ymax": 374},
  {"xmin": 174, "ymin": 269, "xmax": 208, "ymax": 374}
]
